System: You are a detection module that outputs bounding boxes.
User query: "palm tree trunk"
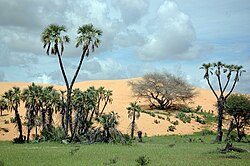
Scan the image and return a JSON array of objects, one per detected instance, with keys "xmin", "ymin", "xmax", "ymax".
[
  {"xmin": 70, "ymin": 111, "xmax": 80, "ymax": 142},
  {"xmin": 27, "ymin": 128, "xmax": 31, "ymax": 143},
  {"xmin": 69, "ymin": 49, "xmax": 87, "ymax": 90},
  {"xmin": 131, "ymin": 110, "xmax": 136, "ymax": 138},
  {"xmin": 215, "ymin": 97, "xmax": 224, "ymax": 143},
  {"xmin": 42, "ymin": 108, "xmax": 46, "ymax": 129},
  {"xmin": 14, "ymin": 105, "xmax": 23, "ymax": 143},
  {"xmin": 64, "ymin": 90, "xmax": 72, "ymax": 138},
  {"xmin": 48, "ymin": 107, "xmax": 53, "ymax": 131}
]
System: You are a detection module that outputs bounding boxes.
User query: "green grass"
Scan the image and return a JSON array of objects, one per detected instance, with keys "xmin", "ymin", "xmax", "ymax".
[{"xmin": 0, "ymin": 133, "xmax": 250, "ymax": 166}]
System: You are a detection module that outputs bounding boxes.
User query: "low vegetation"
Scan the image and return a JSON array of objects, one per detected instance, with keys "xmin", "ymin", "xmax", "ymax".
[{"xmin": 0, "ymin": 131, "xmax": 249, "ymax": 166}]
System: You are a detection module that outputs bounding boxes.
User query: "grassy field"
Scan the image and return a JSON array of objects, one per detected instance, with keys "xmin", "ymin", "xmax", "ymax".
[{"xmin": 0, "ymin": 132, "xmax": 250, "ymax": 166}]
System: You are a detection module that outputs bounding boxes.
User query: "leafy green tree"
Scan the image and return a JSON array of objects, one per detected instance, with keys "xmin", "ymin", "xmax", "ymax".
[
  {"xmin": 129, "ymin": 72, "xmax": 195, "ymax": 110},
  {"xmin": 225, "ymin": 94, "xmax": 250, "ymax": 141},
  {"xmin": 41, "ymin": 24, "xmax": 102, "ymax": 138},
  {"xmin": 0, "ymin": 98, "xmax": 7, "ymax": 116},
  {"xmin": 200, "ymin": 62, "xmax": 245, "ymax": 143},
  {"xmin": 127, "ymin": 102, "xmax": 142, "ymax": 139},
  {"xmin": 3, "ymin": 87, "xmax": 24, "ymax": 143}
]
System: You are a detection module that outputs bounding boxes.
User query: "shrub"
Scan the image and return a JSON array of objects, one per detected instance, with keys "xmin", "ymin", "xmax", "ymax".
[
  {"xmin": 167, "ymin": 125, "xmax": 176, "ymax": 132},
  {"xmin": 150, "ymin": 112, "xmax": 156, "ymax": 117},
  {"xmin": 40, "ymin": 126, "xmax": 64, "ymax": 142},
  {"xmin": 154, "ymin": 119, "xmax": 160, "ymax": 124},
  {"xmin": 176, "ymin": 112, "xmax": 191, "ymax": 123},
  {"xmin": 135, "ymin": 155, "xmax": 151, "ymax": 166},
  {"xmin": 172, "ymin": 120, "xmax": 179, "ymax": 125},
  {"xmin": 10, "ymin": 117, "xmax": 16, "ymax": 123},
  {"xmin": 180, "ymin": 107, "xmax": 192, "ymax": 113},
  {"xmin": 195, "ymin": 116, "xmax": 206, "ymax": 124},
  {"xmin": 157, "ymin": 115, "xmax": 165, "ymax": 120},
  {"xmin": 4, "ymin": 120, "xmax": 9, "ymax": 124}
]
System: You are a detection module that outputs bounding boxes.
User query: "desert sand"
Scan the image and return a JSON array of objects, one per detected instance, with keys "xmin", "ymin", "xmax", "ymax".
[{"xmin": 0, "ymin": 79, "xmax": 228, "ymax": 140}]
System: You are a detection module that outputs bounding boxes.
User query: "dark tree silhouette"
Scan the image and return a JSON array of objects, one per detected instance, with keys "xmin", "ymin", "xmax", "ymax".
[{"xmin": 200, "ymin": 62, "xmax": 245, "ymax": 143}]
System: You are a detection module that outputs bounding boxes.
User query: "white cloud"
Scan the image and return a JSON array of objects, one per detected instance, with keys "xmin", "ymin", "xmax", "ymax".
[
  {"xmin": 33, "ymin": 74, "xmax": 53, "ymax": 84},
  {"xmin": 136, "ymin": 0, "xmax": 199, "ymax": 61},
  {"xmin": 111, "ymin": 0, "xmax": 149, "ymax": 24}
]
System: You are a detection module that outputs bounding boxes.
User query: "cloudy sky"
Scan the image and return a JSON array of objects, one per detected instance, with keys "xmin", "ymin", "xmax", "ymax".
[{"xmin": 0, "ymin": 0, "xmax": 249, "ymax": 93}]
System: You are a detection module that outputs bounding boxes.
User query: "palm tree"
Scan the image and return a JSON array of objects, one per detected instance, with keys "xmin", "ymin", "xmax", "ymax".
[
  {"xmin": 3, "ymin": 87, "xmax": 24, "ymax": 143},
  {"xmin": 41, "ymin": 24, "xmax": 102, "ymax": 138},
  {"xmin": 200, "ymin": 62, "xmax": 245, "ymax": 142},
  {"xmin": 22, "ymin": 83, "xmax": 38, "ymax": 143},
  {"xmin": 127, "ymin": 102, "xmax": 142, "ymax": 139},
  {"xmin": 96, "ymin": 87, "xmax": 113, "ymax": 116},
  {"xmin": 41, "ymin": 24, "xmax": 70, "ymax": 89},
  {"xmin": 96, "ymin": 111, "xmax": 119, "ymax": 143},
  {"xmin": 0, "ymin": 98, "xmax": 7, "ymax": 116}
]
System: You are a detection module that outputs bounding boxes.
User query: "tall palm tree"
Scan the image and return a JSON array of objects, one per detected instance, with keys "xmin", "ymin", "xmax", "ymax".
[
  {"xmin": 41, "ymin": 24, "xmax": 70, "ymax": 89},
  {"xmin": 200, "ymin": 62, "xmax": 246, "ymax": 143},
  {"xmin": 127, "ymin": 102, "xmax": 142, "ymax": 139},
  {"xmin": 41, "ymin": 24, "xmax": 102, "ymax": 138},
  {"xmin": 3, "ymin": 87, "xmax": 24, "ymax": 143},
  {"xmin": 0, "ymin": 98, "xmax": 7, "ymax": 116}
]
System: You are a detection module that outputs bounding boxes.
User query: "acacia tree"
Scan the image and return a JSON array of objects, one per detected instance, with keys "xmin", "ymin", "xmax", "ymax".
[
  {"xmin": 127, "ymin": 102, "xmax": 142, "ymax": 139},
  {"xmin": 41, "ymin": 24, "xmax": 102, "ymax": 138},
  {"xmin": 200, "ymin": 62, "xmax": 245, "ymax": 142},
  {"xmin": 129, "ymin": 72, "xmax": 195, "ymax": 110},
  {"xmin": 225, "ymin": 94, "xmax": 250, "ymax": 142}
]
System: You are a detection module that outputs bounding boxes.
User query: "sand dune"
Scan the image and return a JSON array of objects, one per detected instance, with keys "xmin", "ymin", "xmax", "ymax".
[{"xmin": 0, "ymin": 79, "xmax": 226, "ymax": 140}]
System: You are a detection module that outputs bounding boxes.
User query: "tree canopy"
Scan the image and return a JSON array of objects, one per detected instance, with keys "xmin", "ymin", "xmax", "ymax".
[{"xmin": 129, "ymin": 72, "xmax": 196, "ymax": 110}]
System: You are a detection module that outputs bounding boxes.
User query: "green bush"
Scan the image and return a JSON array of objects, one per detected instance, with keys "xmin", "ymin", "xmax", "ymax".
[
  {"xmin": 150, "ymin": 112, "xmax": 156, "ymax": 117},
  {"xmin": 135, "ymin": 155, "xmax": 151, "ymax": 166},
  {"xmin": 4, "ymin": 120, "xmax": 9, "ymax": 124},
  {"xmin": 172, "ymin": 120, "xmax": 179, "ymax": 125},
  {"xmin": 157, "ymin": 115, "xmax": 165, "ymax": 120},
  {"xmin": 180, "ymin": 107, "xmax": 192, "ymax": 113},
  {"xmin": 167, "ymin": 125, "xmax": 176, "ymax": 132},
  {"xmin": 10, "ymin": 117, "xmax": 16, "ymax": 123},
  {"xmin": 154, "ymin": 119, "xmax": 160, "ymax": 124},
  {"xmin": 195, "ymin": 116, "xmax": 206, "ymax": 124},
  {"xmin": 40, "ymin": 126, "xmax": 64, "ymax": 142},
  {"xmin": 176, "ymin": 112, "xmax": 191, "ymax": 123}
]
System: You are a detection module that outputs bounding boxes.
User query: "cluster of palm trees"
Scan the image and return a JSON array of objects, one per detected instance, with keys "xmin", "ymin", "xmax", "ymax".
[{"xmin": 0, "ymin": 83, "xmax": 113, "ymax": 143}]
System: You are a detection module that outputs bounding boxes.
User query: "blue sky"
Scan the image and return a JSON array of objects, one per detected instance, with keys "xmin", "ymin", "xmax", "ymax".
[{"xmin": 0, "ymin": 0, "xmax": 249, "ymax": 93}]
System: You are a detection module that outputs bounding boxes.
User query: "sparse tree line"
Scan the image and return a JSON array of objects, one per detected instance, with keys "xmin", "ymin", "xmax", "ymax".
[{"xmin": 0, "ymin": 84, "xmax": 129, "ymax": 144}]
